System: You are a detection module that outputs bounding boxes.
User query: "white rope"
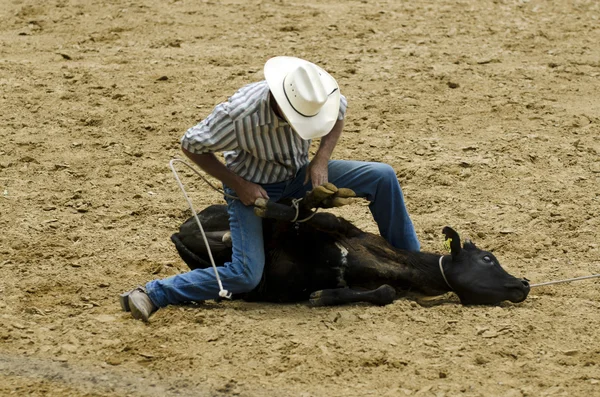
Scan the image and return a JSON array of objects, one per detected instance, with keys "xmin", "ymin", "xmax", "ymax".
[
  {"xmin": 438, "ymin": 256, "xmax": 453, "ymax": 290},
  {"xmin": 169, "ymin": 158, "xmax": 232, "ymax": 299},
  {"xmin": 530, "ymin": 274, "xmax": 600, "ymax": 288},
  {"xmin": 169, "ymin": 158, "xmax": 238, "ymax": 201},
  {"xmin": 290, "ymin": 198, "xmax": 319, "ymax": 223},
  {"xmin": 297, "ymin": 210, "xmax": 318, "ymax": 223},
  {"xmin": 290, "ymin": 198, "xmax": 302, "ymax": 222}
]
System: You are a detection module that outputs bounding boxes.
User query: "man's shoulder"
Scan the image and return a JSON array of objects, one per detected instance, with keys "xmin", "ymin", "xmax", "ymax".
[
  {"xmin": 227, "ymin": 80, "xmax": 269, "ymax": 120},
  {"xmin": 233, "ymin": 80, "xmax": 269, "ymax": 96}
]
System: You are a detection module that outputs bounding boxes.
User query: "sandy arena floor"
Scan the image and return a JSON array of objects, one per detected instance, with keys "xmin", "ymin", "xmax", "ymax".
[{"xmin": 1, "ymin": 0, "xmax": 599, "ymax": 396}]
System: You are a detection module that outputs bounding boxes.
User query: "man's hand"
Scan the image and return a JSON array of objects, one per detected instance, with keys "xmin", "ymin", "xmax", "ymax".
[
  {"xmin": 232, "ymin": 179, "xmax": 269, "ymax": 206},
  {"xmin": 181, "ymin": 150, "xmax": 269, "ymax": 207},
  {"xmin": 304, "ymin": 155, "xmax": 329, "ymax": 188}
]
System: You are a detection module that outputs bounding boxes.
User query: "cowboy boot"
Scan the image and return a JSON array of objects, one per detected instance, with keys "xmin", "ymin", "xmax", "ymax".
[{"xmin": 119, "ymin": 286, "xmax": 157, "ymax": 322}]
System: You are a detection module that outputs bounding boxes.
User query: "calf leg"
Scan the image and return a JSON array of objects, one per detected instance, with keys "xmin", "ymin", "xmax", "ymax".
[
  {"xmin": 171, "ymin": 230, "xmax": 232, "ymax": 270},
  {"xmin": 309, "ymin": 285, "xmax": 396, "ymax": 306},
  {"xmin": 253, "ymin": 184, "xmax": 361, "ymax": 222},
  {"xmin": 253, "ymin": 198, "xmax": 297, "ymax": 221}
]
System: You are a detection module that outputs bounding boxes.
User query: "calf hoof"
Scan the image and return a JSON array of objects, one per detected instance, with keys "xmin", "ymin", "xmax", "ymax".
[
  {"xmin": 308, "ymin": 290, "xmax": 328, "ymax": 306},
  {"xmin": 371, "ymin": 284, "xmax": 396, "ymax": 306},
  {"xmin": 253, "ymin": 198, "xmax": 296, "ymax": 221},
  {"xmin": 416, "ymin": 292, "xmax": 457, "ymax": 307},
  {"xmin": 253, "ymin": 198, "xmax": 269, "ymax": 218},
  {"xmin": 222, "ymin": 231, "xmax": 232, "ymax": 247}
]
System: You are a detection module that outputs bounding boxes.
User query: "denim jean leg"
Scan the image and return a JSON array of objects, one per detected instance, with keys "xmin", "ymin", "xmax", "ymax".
[
  {"xmin": 145, "ymin": 193, "xmax": 265, "ymax": 307},
  {"xmin": 286, "ymin": 160, "xmax": 420, "ymax": 251}
]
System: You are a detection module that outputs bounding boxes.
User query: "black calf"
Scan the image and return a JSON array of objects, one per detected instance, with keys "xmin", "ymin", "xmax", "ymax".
[{"xmin": 171, "ymin": 204, "xmax": 530, "ymax": 306}]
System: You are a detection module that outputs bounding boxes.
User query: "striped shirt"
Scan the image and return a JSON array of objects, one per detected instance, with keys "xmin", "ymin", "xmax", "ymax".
[{"xmin": 181, "ymin": 80, "xmax": 348, "ymax": 184}]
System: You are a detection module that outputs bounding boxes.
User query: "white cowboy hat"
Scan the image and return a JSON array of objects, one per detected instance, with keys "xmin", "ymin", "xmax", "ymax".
[{"xmin": 264, "ymin": 56, "xmax": 341, "ymax": 140}]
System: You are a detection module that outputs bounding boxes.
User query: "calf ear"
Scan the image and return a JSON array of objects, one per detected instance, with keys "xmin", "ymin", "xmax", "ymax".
[{"xmin": 442, "ymin": 227, "xmax": 462, "ymax": 258}]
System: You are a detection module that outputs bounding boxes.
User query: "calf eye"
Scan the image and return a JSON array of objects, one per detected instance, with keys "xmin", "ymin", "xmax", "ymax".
[{"xmin": 483, "ymin": 255, "xmax": 492, "ymax": 263}]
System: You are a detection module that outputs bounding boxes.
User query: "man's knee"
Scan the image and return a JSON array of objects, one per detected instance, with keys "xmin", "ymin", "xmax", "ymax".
[
  {"xmin": 232, "ymin": 264, "xmax": 263, "ymax": 293},
  {"xmin": 380, "ymin": 163, "xmax": 397, "ymax": 179},
  {"xmin": 239, "ymin": 270, "xmax": 263, "ymax": 292},
  {"xmin": 369, "ymin": 162, "xmax": 397, "ymax": 184}
]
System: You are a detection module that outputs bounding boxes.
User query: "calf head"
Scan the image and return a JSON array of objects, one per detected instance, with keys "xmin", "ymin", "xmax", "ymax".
[{"xmin": 441, "ymin": 227, "xmax": 530, "ymax": 305}]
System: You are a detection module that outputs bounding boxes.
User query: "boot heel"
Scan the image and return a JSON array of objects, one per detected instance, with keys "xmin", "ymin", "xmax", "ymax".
[{"xmin": 119, "ymin": 292, "xmax": 131, "ymax": 312}]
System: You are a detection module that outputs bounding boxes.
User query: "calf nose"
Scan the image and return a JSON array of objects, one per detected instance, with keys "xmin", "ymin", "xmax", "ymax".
[{"xmin": 507, "ymin": 278, "xmax": 531, "ymax": 303}]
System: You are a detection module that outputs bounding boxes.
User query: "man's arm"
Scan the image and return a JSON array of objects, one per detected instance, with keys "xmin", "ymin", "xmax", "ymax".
[
  {"xmin": 182, "ymin": 149, "xmax": 269, "ymax": 206},
  {"xmin": 304, "ymin": 118, "xmax": 344, "ymax": 187}
]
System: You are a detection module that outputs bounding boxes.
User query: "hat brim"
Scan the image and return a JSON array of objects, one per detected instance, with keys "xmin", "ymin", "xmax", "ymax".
[{"xmin": 265, "ymin": 56, "xmax": 340, "ymax": 140}]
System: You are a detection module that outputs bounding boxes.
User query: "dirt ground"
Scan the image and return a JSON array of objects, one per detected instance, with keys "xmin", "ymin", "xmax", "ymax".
[{"xmin": 1, "ymin": 0, "xmax": 599, "ymax": 395}]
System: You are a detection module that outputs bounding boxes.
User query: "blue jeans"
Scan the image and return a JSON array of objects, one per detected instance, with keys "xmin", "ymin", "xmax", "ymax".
[{"xmin": 146, "ymin": 160, "xmax": 420, "ymax": 307}]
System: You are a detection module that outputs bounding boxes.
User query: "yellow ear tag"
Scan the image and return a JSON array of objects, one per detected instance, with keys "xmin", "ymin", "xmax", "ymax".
[{"xmin": 444, "ymin": 238, "xmax": 452, "ymax": 253}]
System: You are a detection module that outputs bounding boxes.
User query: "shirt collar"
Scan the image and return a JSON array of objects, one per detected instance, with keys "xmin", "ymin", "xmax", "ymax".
[{"xmin": 260, "ymin": 85, "xmax": 288, "ymax": 127}]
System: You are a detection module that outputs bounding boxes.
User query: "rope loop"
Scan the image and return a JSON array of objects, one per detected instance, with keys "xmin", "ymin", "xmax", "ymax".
[
  {"xmin": 290, "ymin": 197, "xmax": 319, "ymax": 223},
  {"xmin": 297, "ymin": 209, "xmax": 318, "ymax": 223},
  {"xmin": 290, "ymin": 198, "xmax": 302, "ymax": 223}
]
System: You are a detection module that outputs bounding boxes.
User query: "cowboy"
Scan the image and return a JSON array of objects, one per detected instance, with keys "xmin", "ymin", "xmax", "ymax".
[{"xmin": 120, "ymin": 56, "xmax": 420, "ymax": 321}]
